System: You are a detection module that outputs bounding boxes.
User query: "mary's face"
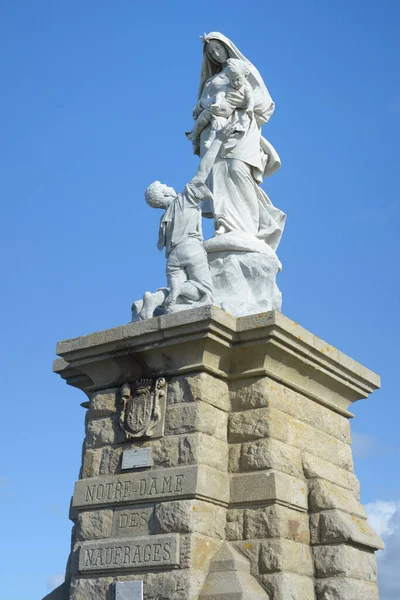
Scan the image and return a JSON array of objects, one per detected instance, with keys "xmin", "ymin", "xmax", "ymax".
[{"xmin": 206, "ymin": 40, "xmax": 229, "ymax": 64}]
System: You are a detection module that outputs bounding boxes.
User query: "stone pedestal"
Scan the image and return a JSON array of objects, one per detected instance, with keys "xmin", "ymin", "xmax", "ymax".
[{"xmin": 49, "ymin": 307, "xmax": 383, "ymax": 600}]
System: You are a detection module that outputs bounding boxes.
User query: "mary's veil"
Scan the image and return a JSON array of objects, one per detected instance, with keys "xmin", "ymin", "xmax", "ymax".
[{"xmin": 198, "ymin": 32, "xmax": 273, "ymax": 116}]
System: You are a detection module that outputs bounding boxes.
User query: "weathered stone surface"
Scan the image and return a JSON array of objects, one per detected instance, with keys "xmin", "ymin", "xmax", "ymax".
[
  {"xmin": 284, "ymin": 415, "xmax": 353, "ymax": 470},
  {"xmin": 124, "ymin": 572, "xmax": 205, "ymax": 600},
  {"xmin": 302, "ymin": 452, "xmax": 358, "ymax": 495},
  {"xmin": 228, "ymin": 443, "xmax": 241, "ymax": 473},
  {"xmin": 336, "ymin": 439, "xmax": 354, "ymax": 471},
  {"xmin": 230, "ymin": 471, "xmax": 307, "ymax": 509},
  {"xmin": 229, "ymin": 407, "xmax": 288, "ymax": 443},
  {"xmin": 260, "ymin": 572, "xmax": 315, "ymax": 600},
  {"xmin": 139, "ymin": 570, "xmax": 205, "ymax": 600},
  {"xmin": 69, "ymin": 576, "xmax": 113, "ymax": 600},
  {"xmin": 239, "ymin": 437, "xmax": 303, "ymax": 478},
  {"xmin": 86, "ymin": 416, "xmax": 123, "ymax": 448},
  {"xmin": 199, "ymin": 542, "xmax": 270, "ymax": 599},
  {"xmin": 122, "ymin": 448, "xmax": 152, "ymax": 470},
  {"xmin": 322, "ymin": 410, "xmax": 351, "ymax": 444},
  {"xmin": 99, "ymin": 446, "xmax": 122, "ymax": 475},
  {"xmin": 230, "ymin": 378, "xmax": 274, "ymax": 411},
  {"xmin": 143, "ymin": 437, "xmax": 180, "ymax": 468},
  {"xmin": 180, "ymin": 534, "xmax": 221, "ymax": 571},
  {"xmin": 141, "ymin": 433, "xmax": 228, "ymax": 472},
  {"xmin": 68, "ymin": 541, "xmax": 81, "ymax": 575},
  {"xmin": 79, "ymin": 534, "xmax": 180, "ymax": 572},
  {"xmin": 115, "ymin": 580, "xmax": 143, "ymax": 600},
  {"xmin": 112, "ymin": 506, "xmax": 153, "ymax": 537},
  {"xmin": 70, "ymin": 522, "xmax": 78, "ymax": 549},
  {"xmin": 348, "ymin": 472, "xmax": 361, "ymax": 500},
  {"xmin": 231, "ymin": 377, "xmax": 351, "ymax": 444},
  {"xmin": 209, "ymin": 542, "xmax": 250, "ymax": 573},
  {"xmin": 155, "ymin": 500, "xmax": 225, "ymax": 538},
  {"xmin": 196, "ymin": 464, "xmax": 229, "ymax": 504},
  {"xmin": 308, "ymin": 479, "xmax": 365, "ymax": 516},
  {"xmin": 259, "ymin": 539, "xmax": 314, "ymax": 576},
  {"xmin": 73, "ymin": 465, "xmax": 229, "ymax": 509},
  {"xmin": 313, "ymin": 544, "xmax": 377, "ymax": 581},
  {"xmin": 310, "ymin": 509, "xmax": 384, "ymax": 550},
  {"xmin": 81, "ymin": 448, "xmax": 101, "ymax": 479},
  {"xmin": 226, "ymin": 509, "xmax": 244, "ymax": 541},
  {"xmin": 76, "ymin": 509, "xmax": 113, "ymax": 541},
  {"xmin": 243, "ymin": 505, "xmax": 310, "ymax": 544},
  {"xmin": 168, "ymin": 373, "xmax": 230, "ymax": 412},
  {"xmin": 89, "ymin": 389, "xmax": 118, "ymax": 417},
  {"xmin": 231, "ymin": 378, "xmax": 323, "ymax": 425},
  {"xmin": 70, "ymin": 570, "xmax": 205, "ymax": 600},
  {"xmin": 231, "ymin": 540, "xmax": 260, "ymax": 576},
  {"xmin": 178, "ymin": 433, "xmax": 228, "ymax": 471},
  {"xmin": 165, "ymin": 403, "xmax": 227, "ymax": 441},
  {"xmin": 315, "ymin": 577, "xmax": 380, "ymax": 600}
]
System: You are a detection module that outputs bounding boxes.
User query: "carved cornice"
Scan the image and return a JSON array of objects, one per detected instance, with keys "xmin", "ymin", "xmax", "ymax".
[{"xmin": 54, "ymin": 306, "xmax": 380, "ymax": 416}]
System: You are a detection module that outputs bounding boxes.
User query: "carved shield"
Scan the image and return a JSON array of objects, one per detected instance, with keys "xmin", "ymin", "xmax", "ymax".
[
  {"xmin": 119, "ymin": 377, "xmax": 166, "ymax": 440},
  {"xmin": 124, "ymin": 392, "xmax": 153, "ymax": 435}
]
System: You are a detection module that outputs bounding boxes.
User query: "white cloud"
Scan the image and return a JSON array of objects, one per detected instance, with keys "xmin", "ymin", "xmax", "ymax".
[
  {"xmin": 45, "ymin": 575, "xmax": 64, "ymax": 591},
  {"xmin": 365, "ymin": 501, "xmax": 400, "ymax": 536},
  {"xmin": 366, "ymin": 501, "xmax": 400, "ymax": 600}
]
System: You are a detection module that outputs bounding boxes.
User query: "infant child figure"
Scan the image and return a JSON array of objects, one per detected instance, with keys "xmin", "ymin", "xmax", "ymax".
[
  {"xmin": 141, "ymin": 176, "xmax": 213, "ymax": 318},
  {"xmin": 187, "ymin": 58, "xmax": 254, "ymax": 150}
]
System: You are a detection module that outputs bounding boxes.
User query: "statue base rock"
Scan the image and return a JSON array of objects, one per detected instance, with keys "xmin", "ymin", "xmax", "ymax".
[
  {"xmin": 207, "ymin": 250, "xmax": 281, "ymax": 317},
  {"xmin": 204, "ymin": 231, "xmax": 282, "ymax": 317}
]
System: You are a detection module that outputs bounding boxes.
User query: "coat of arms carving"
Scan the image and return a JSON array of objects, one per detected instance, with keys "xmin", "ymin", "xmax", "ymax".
[{"xmin": 119, "ymin": 377, "xmax": 167, "ymax": 440}]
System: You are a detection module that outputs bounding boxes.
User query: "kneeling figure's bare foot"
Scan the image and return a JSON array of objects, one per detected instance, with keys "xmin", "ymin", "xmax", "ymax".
[{"xmin": 140, "ymin": 291, "xmax": 159, "ymax": 320}]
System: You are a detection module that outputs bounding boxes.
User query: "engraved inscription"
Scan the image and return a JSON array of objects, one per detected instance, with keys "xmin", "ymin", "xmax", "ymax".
[
  {"xmin": 113, "ymin": 506, "xmax": 153, "ymax": 538},
  {"xmin": 84, "ymin": 474, "xmax": 183, "ymax": 504},
  {"xmin": 79, "ymin": 534, "xmax": 179, "ymax": 572},
  {"xmin": 73, "ymin": 466, "xmax": 194, "ymax": 509},
  {"xmin": 117, "ymin": 510, "xmax": 150, "ymax": 530},
  {"xmin": 73, "ymin": 464, "xmax": 230, "ymax": 509}
]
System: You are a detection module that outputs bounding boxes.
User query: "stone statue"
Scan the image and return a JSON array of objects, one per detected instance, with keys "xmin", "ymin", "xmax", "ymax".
[
  {"xmin": 192, "ymin": 32, "xmax": 285, "ymax": 247},
  {"xmin": 132, "ymin": 176, "xmax": 213, "ymax": 320},
  {"xmin": 132, "ymin": 32, "xmax": 286, "ymax": 320}
]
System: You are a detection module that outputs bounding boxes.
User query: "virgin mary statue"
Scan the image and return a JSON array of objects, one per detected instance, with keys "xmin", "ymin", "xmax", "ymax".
[{"xmin": 192, "ymin": 32, "xmax": 286, "ymax": 253}]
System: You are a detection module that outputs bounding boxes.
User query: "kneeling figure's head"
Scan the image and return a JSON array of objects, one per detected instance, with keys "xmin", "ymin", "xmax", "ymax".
[{"xmin": 145, "ymin": 181, "xmax": 176, "ymax": 209}]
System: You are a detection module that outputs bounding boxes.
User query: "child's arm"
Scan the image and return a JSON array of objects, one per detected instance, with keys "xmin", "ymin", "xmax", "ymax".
[
  {"xmin": 244, "ymin": 81, "xmax": 255, "ymax": 118},
  {"xmin": 183, "ymin": 176, "xmax": 213, "ymax": 206}
]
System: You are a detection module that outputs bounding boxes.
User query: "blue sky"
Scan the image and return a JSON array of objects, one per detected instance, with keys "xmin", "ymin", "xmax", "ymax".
[{"xmin": 0, "ymin": 1, "xmax": 399, "ymax": 598}]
